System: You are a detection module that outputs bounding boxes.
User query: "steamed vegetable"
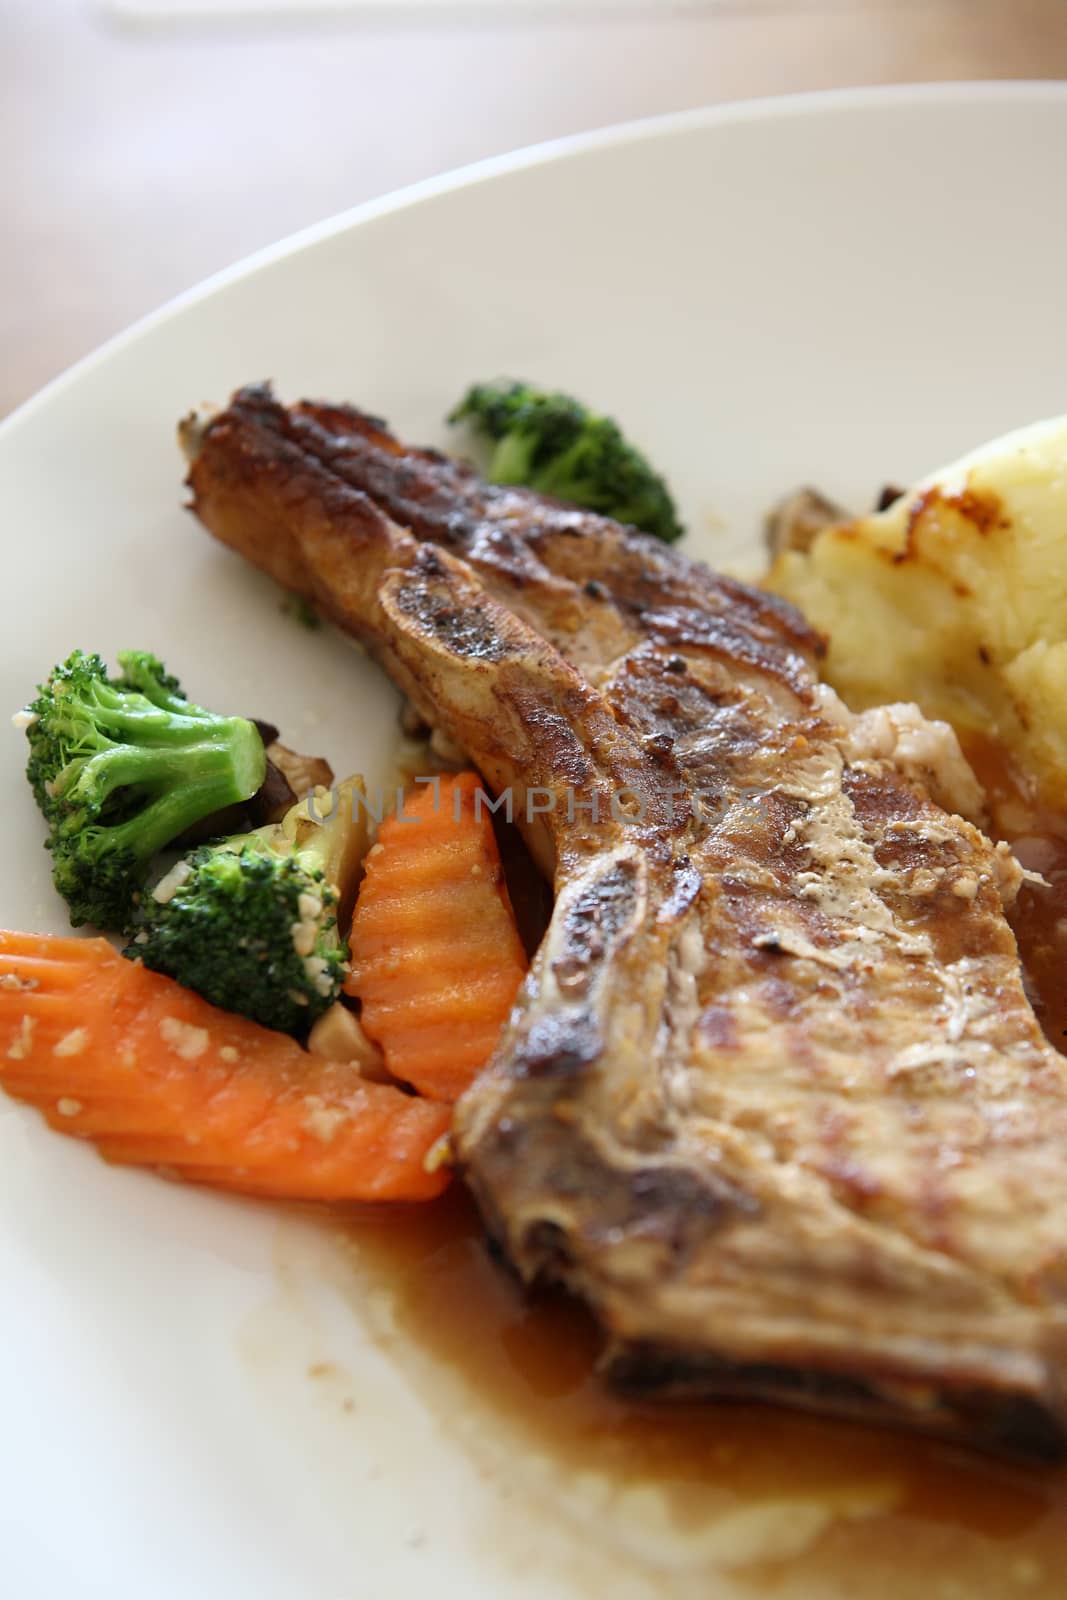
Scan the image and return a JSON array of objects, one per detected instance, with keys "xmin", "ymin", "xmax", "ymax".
[
  {"xmin": 127, "ymin": 779, "xmax": 367, "ymax": 1036},
  {"xmin": 449, "ymin": 379, "xmax": 684, "ymax": 544},
  {"xmin": 348, "ymin": 771, "xmax": 528, "ymax": 1102},
  {"xmin": 0, "ymin": 929, "xmax": 450, "ymax": 1202},
  {"xmin": 19, "ymin": 650, "xmax": 265, "ymax": 930}
]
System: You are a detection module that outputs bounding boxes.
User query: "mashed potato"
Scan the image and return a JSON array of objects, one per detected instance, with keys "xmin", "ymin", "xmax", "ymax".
[{"xmin": 766, "ymin": 416, "xmax": 1067, "ymax": 822}]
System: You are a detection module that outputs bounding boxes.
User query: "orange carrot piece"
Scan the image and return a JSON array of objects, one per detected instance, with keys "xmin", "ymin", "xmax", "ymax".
[
  {"xmin": 0, "ymin": 930, "xmax": 450, "ymax": 1202},
  {"xmin": 347, "ymin": 772, "xmax": 528, "ymax": 1102}
]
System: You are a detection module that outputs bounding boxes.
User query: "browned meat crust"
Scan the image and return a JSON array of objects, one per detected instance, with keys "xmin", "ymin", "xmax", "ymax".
[
  {"xmin": 185, "ymin": 384, "xmax": 821, "ymax": 684},
  {"xmin": 183, "ymin": 385, "xmax": 1067, "ymax": 1458}
]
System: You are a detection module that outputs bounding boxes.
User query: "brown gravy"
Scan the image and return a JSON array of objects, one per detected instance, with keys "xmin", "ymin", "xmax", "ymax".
[
  {"xmin": 339, "ymin": 1192, "xmax": 1067, "ymax": 1596},
  {"xmin": 333, "ymin": 736, "xmax": 1067, "ymax": 1593},
  {"xmin": 1007, "ymin": 841, "xmax": 1067, "ymax": 1048}
]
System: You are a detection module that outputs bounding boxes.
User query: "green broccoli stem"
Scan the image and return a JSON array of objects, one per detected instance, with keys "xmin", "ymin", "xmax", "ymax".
[
  {"xmin": 57, "ymin": 733, "xmax": 264, "ymax": 817},
  {"xmin": 80, "ymin": 752, "xmax": 266, "ymax": 871},
  {"xmin": 525, "ymin": 439, "xmax": 602, "ymax": 503},
  {"xmin": 487, "ymin": 432, "xmax": 540, "ymax": 486}
]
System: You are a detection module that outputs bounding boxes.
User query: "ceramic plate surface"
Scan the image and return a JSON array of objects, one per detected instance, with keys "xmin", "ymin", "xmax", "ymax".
[{"xmin": 3, "ymin": 83, "xmax": 1067, "ymax": 1600}]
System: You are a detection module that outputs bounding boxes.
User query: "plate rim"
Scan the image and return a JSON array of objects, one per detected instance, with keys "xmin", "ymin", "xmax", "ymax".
[
  {"xmin": 5, "ymin": 78, "xmax": 1067, "ymax": 445},
  {"xmin": 4, "ymin": 70, "xmax": 1067, "ymax": 1600}
]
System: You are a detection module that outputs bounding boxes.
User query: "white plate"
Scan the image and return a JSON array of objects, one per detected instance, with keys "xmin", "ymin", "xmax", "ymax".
[{"xmin": 3, "ymin": 84, "xmax": 1067, "ymax": 1600}]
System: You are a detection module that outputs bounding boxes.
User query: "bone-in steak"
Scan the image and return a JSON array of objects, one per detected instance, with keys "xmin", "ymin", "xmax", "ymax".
[{"xmin": 183, "ymin": 385, "xmax": 1067, "ymax": 1457}]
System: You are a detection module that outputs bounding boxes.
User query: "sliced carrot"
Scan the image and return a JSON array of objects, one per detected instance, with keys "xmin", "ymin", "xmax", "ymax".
[
  {"xmin": 0, "ymin": 930, "xmax": 450, "ymax": 1202},
  {"xmin": 347, "ymin": 771, "xmax": 528, "ymax": 1102}
]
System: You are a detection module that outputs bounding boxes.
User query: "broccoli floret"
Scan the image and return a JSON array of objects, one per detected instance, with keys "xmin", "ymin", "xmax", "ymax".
[
  {"xmin": 20, "ymin": 650, "xmax": 266, "ymax": 930},
  {"xmin": 449, "ymin": 380, "xmax": 684, "ymax": 544},
  {"xmin": 126, "ymin": 780, "xmax": 364, "ymax": 1036}
]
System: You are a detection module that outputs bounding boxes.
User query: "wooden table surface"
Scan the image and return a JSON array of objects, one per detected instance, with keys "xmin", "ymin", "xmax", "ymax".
[{"xmin": 5, "ymin": 0, "xmax": 1067, "ymax": 418}]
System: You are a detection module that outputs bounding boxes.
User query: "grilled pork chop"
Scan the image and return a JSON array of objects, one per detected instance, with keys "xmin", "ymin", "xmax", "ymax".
[{"xmin": 183, "ymin": 385, "xmax": 1067, "ymax": 1456}]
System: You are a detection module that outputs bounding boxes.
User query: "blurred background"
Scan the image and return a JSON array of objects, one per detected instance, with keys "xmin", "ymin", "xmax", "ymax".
[{"xmin": 5, "ymin": 0, "xmax": 1067, "ymax": 418}]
